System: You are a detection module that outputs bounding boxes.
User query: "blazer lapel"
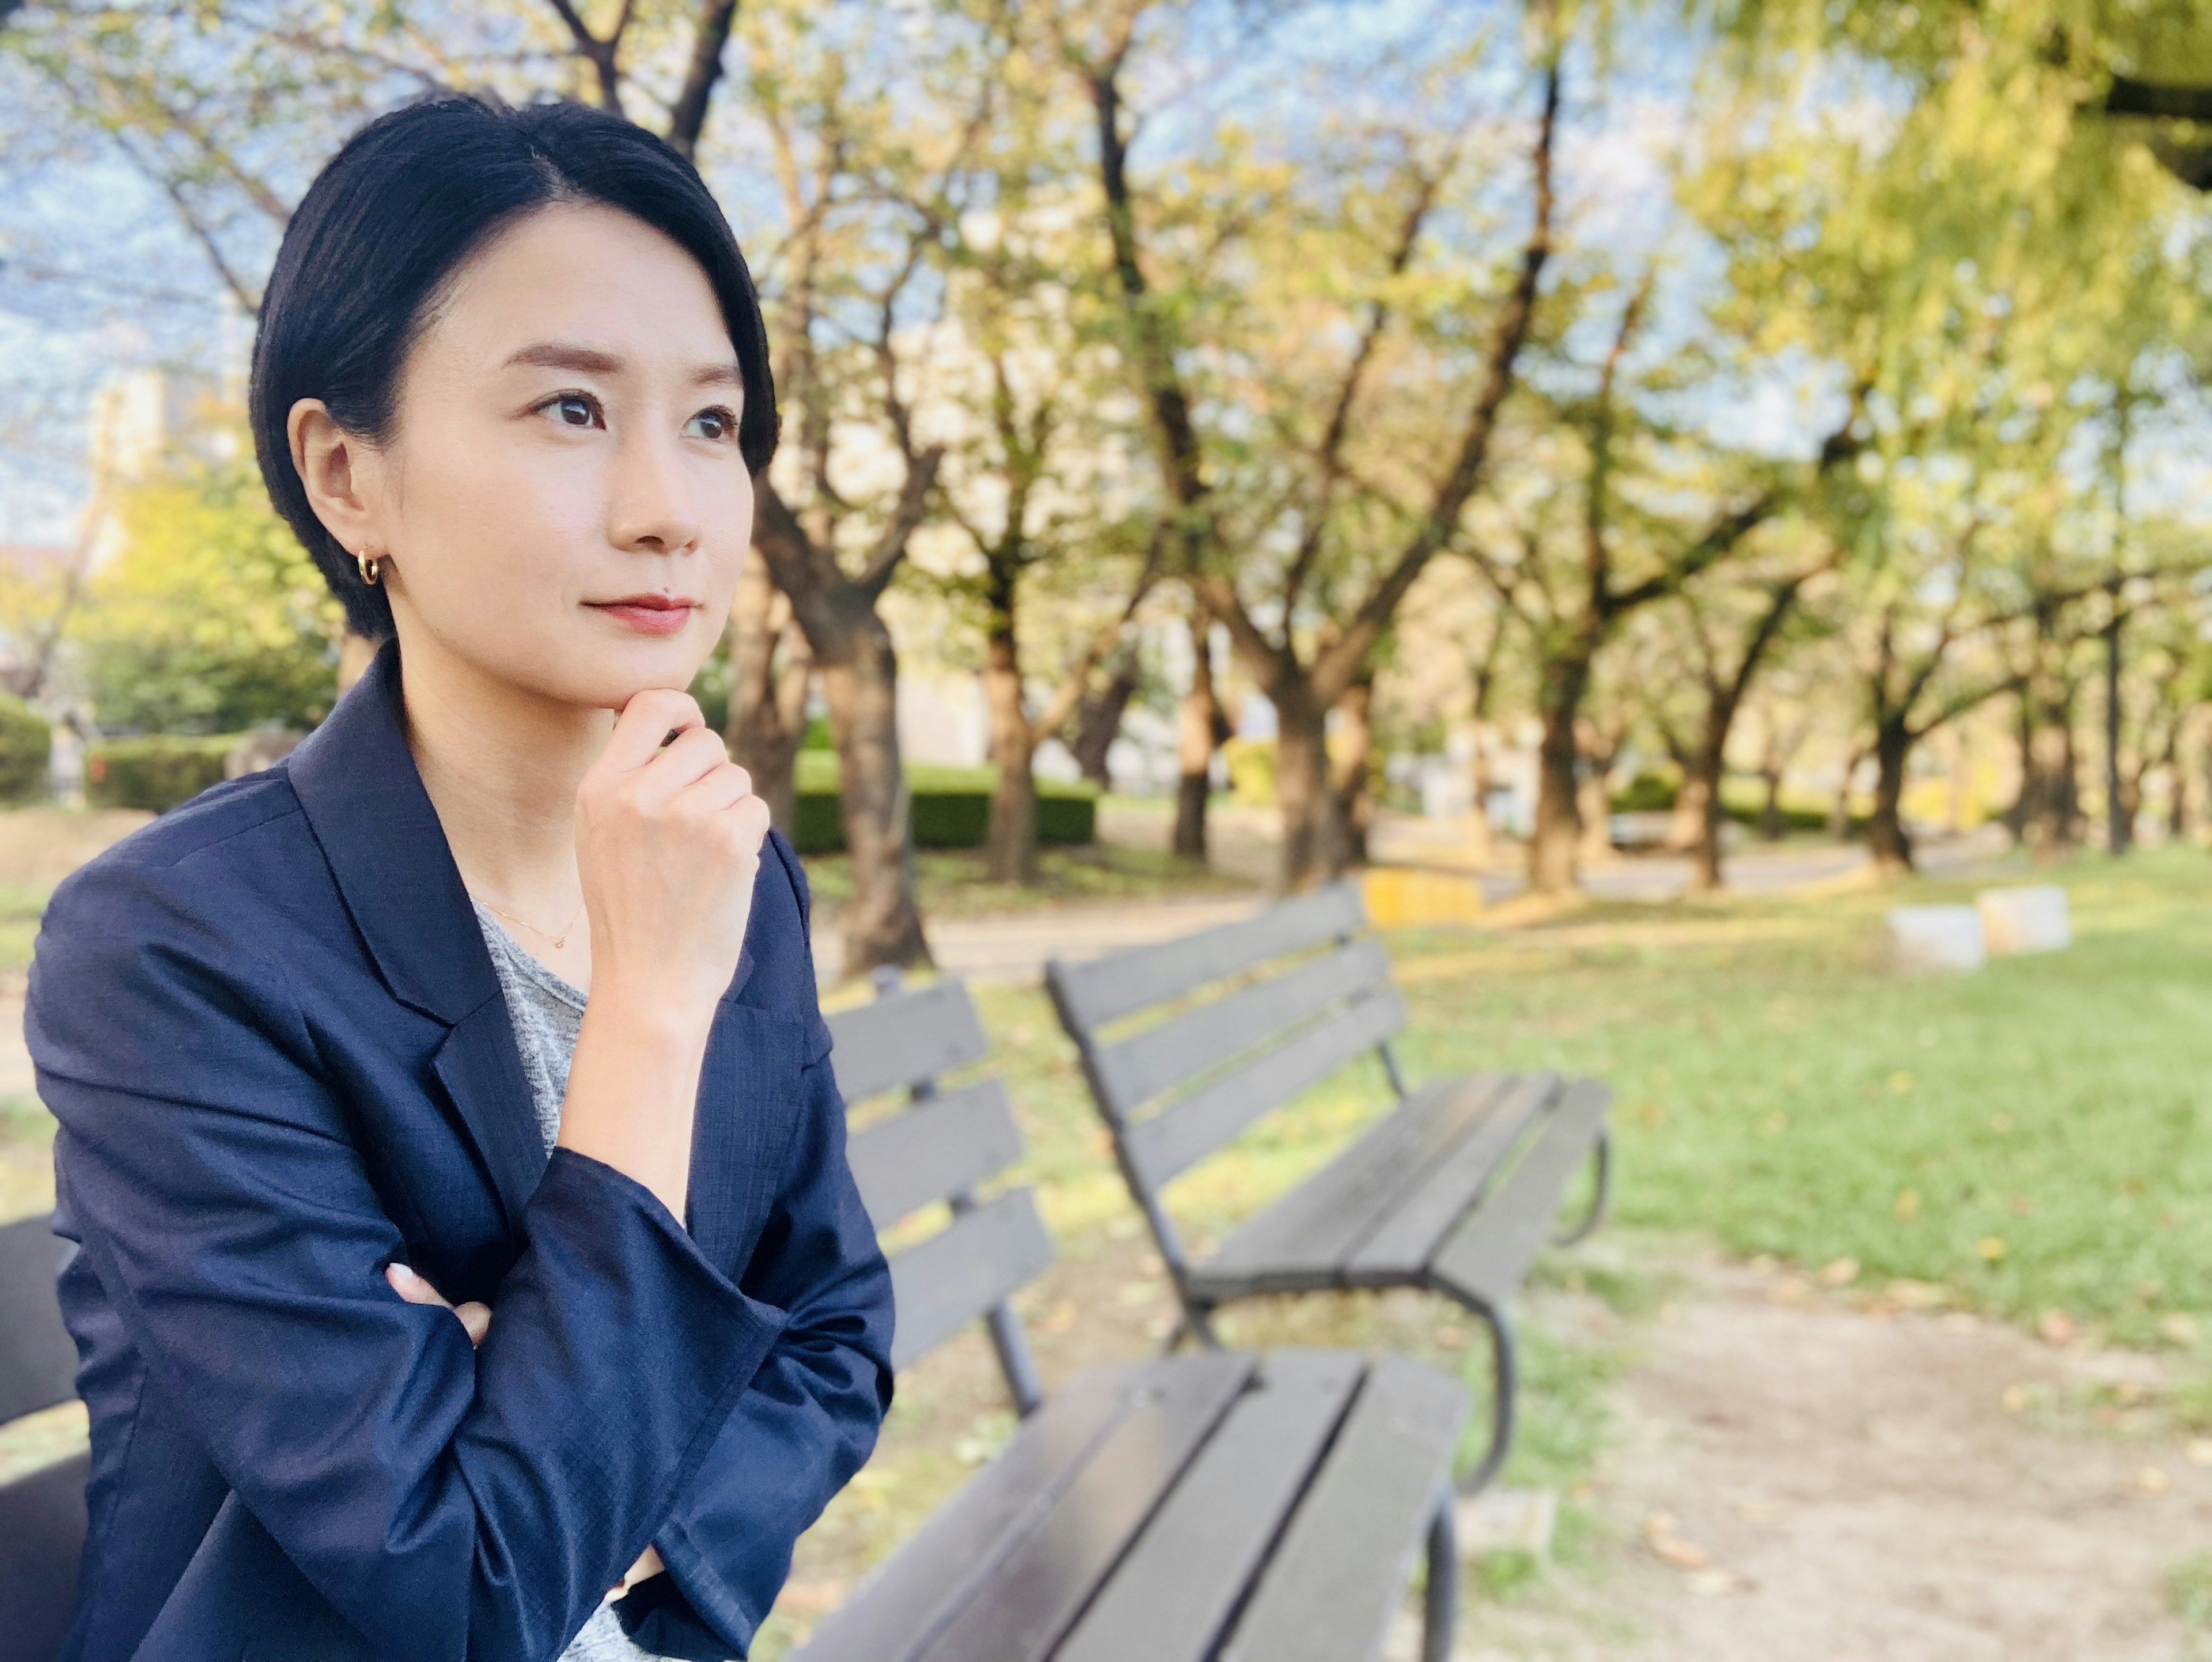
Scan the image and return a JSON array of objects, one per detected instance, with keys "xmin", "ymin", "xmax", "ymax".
[{"xmin": 285, "ymin": 639, "xmax": 547, "ymax": 1233}]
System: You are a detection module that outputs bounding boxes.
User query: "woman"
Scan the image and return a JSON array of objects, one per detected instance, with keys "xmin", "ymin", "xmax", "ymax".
[{"xmin": 26, "ymin": 92, "xmax": 893, "ymax": 1662}]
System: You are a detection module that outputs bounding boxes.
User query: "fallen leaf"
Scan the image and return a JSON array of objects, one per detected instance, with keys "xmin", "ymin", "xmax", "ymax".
[
  {"xmin": 2185, "ymin": 1440, "xmax": 2212, "ymax": 1467},
  {"xmin": 1976, "ymin": 1236, "xmax": 2008, "ymax": 1263},
  {"xmin": 1818, "ymin": 1256, "xmax": 1861, "ymax": 1289},
  {"xmin": 1642, "ymin": 1513, "xmax": 1713, "ymax": 1572},
  {"xmin": 1638, "ymin": 1100, "xmax": 1666, "ymax": 1127},
  {"xmin": 2009, "ymin": 1195, "xmax": 2035, "ymax": 1216},
  {"xmin": 2036, "ymin": 1309, "xmax": 2075, "ymax": 1347},
  {"xmin": 1886, "ymin": 1278, "xmax": 1945, "ymax": 1311},
  {"xmin": 1435, "ymin": 1325, "xmax": 1468, "ymax": 1351},
  {"xmin": 1893, "ymin": 1188, "xmax": 1921, "ymax": 1221},
  {"xmin": 2158, "ymin": 1313, "xmax": 2200, "ymax": 1347},
  {"xmin": 1687, "ymin": 1569, "xmax": 1743, "ymax": 1597},
  {"xmin": 2000, "ymin": 1384, "xmax": 2033, "ymax": 1414},
  {"xmin": 1770, "ymin": 1276, "xmax": 1810, "ymax": 1305},
  {"xmin": 1887, "ymin": 1070, "xmax": 1915, "ymax": 1094},
  {"xmin": 2130, "ymin": 1467, "xmax": 2171, "ymax": 1496}
]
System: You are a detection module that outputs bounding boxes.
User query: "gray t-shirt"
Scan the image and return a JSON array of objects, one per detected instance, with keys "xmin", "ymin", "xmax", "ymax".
[{"xmin": 471, "ymin": 903, "xmax": 692, "ymax": 1662}]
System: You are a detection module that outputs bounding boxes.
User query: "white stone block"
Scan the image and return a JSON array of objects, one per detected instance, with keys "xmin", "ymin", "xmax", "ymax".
[
  {"xmin": 1976, "ymin": 885, "xmax": 2071, "ymax": 956},
  {"xmin": 1888, "ymin": 905, "xmax": 1987, "ymax": 974}
]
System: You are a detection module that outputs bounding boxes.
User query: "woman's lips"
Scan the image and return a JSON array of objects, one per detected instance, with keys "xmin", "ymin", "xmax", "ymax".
[{"xmin": 586, "ymin": 595, "xmax": 698, "ymax": 637}]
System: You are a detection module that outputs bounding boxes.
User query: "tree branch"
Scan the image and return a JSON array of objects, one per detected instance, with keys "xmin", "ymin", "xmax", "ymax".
[
  {"xmin": 665, "ymin": 0, "xmax": 741, "ymax": 160},
  {"xmin": 1313, "ymin": 53, "xmax": 1560, "ymax": 702}
]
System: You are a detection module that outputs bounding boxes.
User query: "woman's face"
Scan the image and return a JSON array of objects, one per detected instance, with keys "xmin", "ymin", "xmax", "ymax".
[{"xmin": 312, "ymin": 200, "xmax": 753, "ymax": 710}]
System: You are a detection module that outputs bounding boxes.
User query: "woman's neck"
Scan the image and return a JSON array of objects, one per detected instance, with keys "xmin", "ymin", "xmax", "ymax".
[{"xmin": 395, "ymin": 627, "xmax": 611, "ymax": 923}]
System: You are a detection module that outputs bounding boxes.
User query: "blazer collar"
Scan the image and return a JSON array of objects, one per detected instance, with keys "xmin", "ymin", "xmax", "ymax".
[{"xmin": 284, "ymin": 638, "xmax": 501, "ymax": 1027}]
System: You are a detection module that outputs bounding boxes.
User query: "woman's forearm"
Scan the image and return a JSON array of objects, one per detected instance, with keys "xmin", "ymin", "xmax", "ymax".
[{"xmin": 557, "ymin": 984, "xmax": 713, "ymax": 1221}]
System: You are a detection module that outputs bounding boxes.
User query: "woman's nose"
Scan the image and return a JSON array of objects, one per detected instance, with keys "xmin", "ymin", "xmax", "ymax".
[{"xmin": 607, "ymin": 427, "xmax": 702, "ymax": 556}]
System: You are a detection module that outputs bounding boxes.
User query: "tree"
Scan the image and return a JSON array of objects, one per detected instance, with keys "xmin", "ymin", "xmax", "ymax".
[
  {"xmin": 1648, "ymin": 544, "xmax": 1839, "ymax": 888},
  {"xmin": 1067, "ymin": 1, "xmax": 1560, "ymax": 888},
  {"xmin": 81, "ymin": 440, "xmax": 345, "ymax": 733}
]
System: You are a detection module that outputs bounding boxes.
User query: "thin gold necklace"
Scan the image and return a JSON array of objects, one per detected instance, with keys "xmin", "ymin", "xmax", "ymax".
[{"xmin": 475, "ymin": 891, "xmax": 585, "ymax": 952}]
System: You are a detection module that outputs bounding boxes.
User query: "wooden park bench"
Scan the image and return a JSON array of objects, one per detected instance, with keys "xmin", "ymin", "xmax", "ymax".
[
  {"xmin": 798, "ymin": 970, "xmax": 1468, "ymax": 1662},
  {"xmin": 1044, "ymin": 881, "xmax": 1612, "ymax": 1490},
  {"xmin": 0, "ymin": 1213, "xmax": 89, "ymax": 1662}
]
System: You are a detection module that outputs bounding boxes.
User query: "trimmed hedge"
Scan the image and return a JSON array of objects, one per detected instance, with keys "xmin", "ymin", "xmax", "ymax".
[
  {"xmin": 0, "ymin": 697, "xmax": 50, "ymax": 803},
  {"xmin": 789, "ymin": 754, "xmax": 1097, "ymax": 854},
  {"xmin": 88, "ymin": 734, "xmax": 237, "ymax": 812}
]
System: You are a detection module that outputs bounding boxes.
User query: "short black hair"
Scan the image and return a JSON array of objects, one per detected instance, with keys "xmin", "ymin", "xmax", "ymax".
[{"xmin": 249, "ymin": 91, "xmax": 778, "ymax": 641}]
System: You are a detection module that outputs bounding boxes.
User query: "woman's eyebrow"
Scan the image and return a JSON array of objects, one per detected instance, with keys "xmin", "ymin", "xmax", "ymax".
[{"xmin": 503, "ymin": 340, "xmax": 742, "ymax": 388}]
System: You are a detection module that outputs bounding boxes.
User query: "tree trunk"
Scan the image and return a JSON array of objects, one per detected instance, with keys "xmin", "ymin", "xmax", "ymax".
[
  {"xmin": 1688, "ymin": 737, "xmax": 1726, "ymax": 892},
  {"xmin": 1575, "ymin": 719, "xmax": 1617, "ymax": 872},
  {"xmin": 1662, "ymin": 743, "xmax": 1706, "ymax": 851},
  {"xmin": 1828, "ymin": 747, "xmax": 1862, "ymax": 842},
  {"xmin": 1758, "ymin": 767, "xmax": 1786, "ymax": 841},
  {"xmin": 1070, "ymin": 657, "xmax": 1137, "ymax": 789},
  {"xmin": 1174, "ymin": 610, "xmax": 1219, "ymax": 859},
  {"xmin": 1274, "ymin": 684, "xmax": 1347, "ymax": 891},
  {"xmin": 1331, "ymin": 674, "xmax": 1376, "ymax": 868},
  {"xmin": 1866, "ymin": 722, "xmax": 1915, "ymax": 874},
  {"xmin": 725, "ymin": 555, "xmax": 810, "ymax": 838},
  {"xmin": 2023, "ymin": 671, "xmax": 2080, "ymax": 863},
  {"xmin": 981, "ymin": 605, "xmax": 1037, "ymax": 885},
  {"xmin": 2166, "ymin": 718, "xmax": 2189, "ymax": 838},
  {"xmin": 818, "ymin": 607, "xmax": 930, "ymax": 972},
  {"xmin": 1528, "ymin": 651, "xmax": 1590, "ymax": 895},
  {"xmin": 2105, "ymin": 611, "xmax": 2130, "ymax": 857}
]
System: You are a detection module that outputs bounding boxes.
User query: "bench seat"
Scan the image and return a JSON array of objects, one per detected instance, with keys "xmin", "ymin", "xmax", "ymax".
[
  {"xmin": 1187, "ymin": 1072, "xmax": 1608, "ymax": 1302},
  {"xmin": 795, "ymin": 1350, "xmax": 1463, "ymax": 1662}
]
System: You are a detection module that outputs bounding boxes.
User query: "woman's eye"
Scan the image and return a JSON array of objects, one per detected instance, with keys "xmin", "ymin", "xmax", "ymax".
[
  {"xmin": 544, "ymin": 393, "xmax": 600, "ymax": 428},
  {"xmin": 685, "ymin": 407, "xmax": 736, "ymax": 442}
]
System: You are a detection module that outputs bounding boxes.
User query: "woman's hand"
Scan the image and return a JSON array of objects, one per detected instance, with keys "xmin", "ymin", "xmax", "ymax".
[
  {"xmin": 388, "ymin": 1265, "xmax": 664, "ymax": 1595},
  {"xmin": 558, "ymin": 688, "xmax": 770, "ymax": 1220},
  {"xmin": 574, "ymin": 688, "xmax": 770, "ymax": 1028}
]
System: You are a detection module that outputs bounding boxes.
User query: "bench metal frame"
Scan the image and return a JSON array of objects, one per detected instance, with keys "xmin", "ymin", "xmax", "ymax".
[
  {"xmin": 811, "ymin": 969, "xmax": 1467, "ymax": 1662},
  {"xmin": 1044, "ymin": 883, "xmax": 1612, "ymax": 1491},
  {"xmin": 0, "ymin": 1214, "xmax": 90, "ymax": 1662}
]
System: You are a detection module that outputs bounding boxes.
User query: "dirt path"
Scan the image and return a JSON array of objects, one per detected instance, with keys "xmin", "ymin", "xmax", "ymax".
[{"xmin": 1464, "ymin": 1253, "xmax": 2207, "ymax": 1661}]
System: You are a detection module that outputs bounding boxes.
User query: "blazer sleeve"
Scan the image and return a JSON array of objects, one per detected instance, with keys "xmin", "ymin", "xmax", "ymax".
[
  {"xmin": 29, "ymin": 860, "xmax": 790, "ymax": 1662},
  {"xmin": 620, "ymin": 832, "xmax": 896, "ymax": 1661}
]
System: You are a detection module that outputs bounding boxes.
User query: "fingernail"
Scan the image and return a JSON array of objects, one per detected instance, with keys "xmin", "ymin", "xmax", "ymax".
[{"xmin": 387, "ymin": 1263, "xmax": 418, "ymax": 1286}]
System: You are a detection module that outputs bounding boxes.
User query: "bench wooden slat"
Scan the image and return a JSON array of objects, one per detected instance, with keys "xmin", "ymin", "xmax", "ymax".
[
  {"xmin": 847, "ymin": 1079, "xmax": 1021, "ymax": 1229},
  {"xmin": 1053, "ymin": 1350, "xmax": 1365, "ymax": 1662},
  {"xmin": 910, "ymin": 1352, "xmax": 1257, "ymax": 1662},
  {"xmin": 1048, "ymin": 884, "xmax": 1365, "ymax": 1033},
  {"xmin": 0, "ymin": 1217, "xmax": 77, "ymax": 1425},
  {"xmin": 1429, "ymin": 1080, "xmax": 1612, "ymax": 1307},
  {"xmin": 791, "ymin": 1363, "xmax": 1149, "ymax": 1662},
  {"xmin": 1191, "ymin": 1076, "xmax": 1506, "ymax": 1292},
  {"xmin": 1343, "ymin": 1073, "xmax": 1560, "ymax": 1282},
  {"xmin": 0, "ymin": 1448, "xmax": 88, "ymax": 1662},
  {"xmin": 1089, "ymin": 940, "xmax": 1392, "ymax": 1118},
  {"xmin": 1215, "ymin": 1356, "xmax": 1467, "ymax": 1662},
  {"xmin": 826, "ymin": 978, "xmax": 990, "ymax": 1104},
  {"xmin": 1123, "ymin": 988, "xmax": 1404, "ymax": 1191},
  {"xmin": 887, "ymin": 1188, "xmax": 1055, "ymax": 1371}
]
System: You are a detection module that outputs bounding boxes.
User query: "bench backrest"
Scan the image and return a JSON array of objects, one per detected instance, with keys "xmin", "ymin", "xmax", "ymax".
[
  {"xmin": 1045, "ymin": 883, "xmax": 1404, "ymax": 1203},
  {"xmin": 825, "ymin": 972, "xmax": 1048, "ymax": 1415},
  {"xmin": 0, "ymin": 1215, "xmax": 77, "ymax": 1425}
]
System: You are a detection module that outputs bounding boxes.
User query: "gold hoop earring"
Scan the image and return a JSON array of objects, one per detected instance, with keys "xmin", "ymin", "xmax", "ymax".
[{"xmin": 355, "ymin": 549, "xmax": 381, "ymax": 586}]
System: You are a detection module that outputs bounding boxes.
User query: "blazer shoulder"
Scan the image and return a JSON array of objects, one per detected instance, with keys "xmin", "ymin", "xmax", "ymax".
[
  {"xmin": 39, "ymin": 773, "xmax": 313, "ymax": 972},
  {"xmin": 62, "ymin": 770, "xmax": 305, "ymax": 882}
]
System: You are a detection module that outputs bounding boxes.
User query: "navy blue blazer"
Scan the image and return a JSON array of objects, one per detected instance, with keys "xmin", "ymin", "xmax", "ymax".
[{"xmin": 24, "ymin": 641, "xmax": 894, "ymax": 1662}]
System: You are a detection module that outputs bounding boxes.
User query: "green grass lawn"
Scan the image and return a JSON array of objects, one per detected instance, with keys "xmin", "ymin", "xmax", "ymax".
[{"xmin": 1378, "ymin": 849, "xmax": 2212, "ymax": 1353}]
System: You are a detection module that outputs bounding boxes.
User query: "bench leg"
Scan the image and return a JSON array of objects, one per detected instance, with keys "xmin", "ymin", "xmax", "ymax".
[
  {"xmin": 1161, "ymin": 1301, "xmax": 1224, "ymax": 1354},
  {"xmin": 1452, "ymin": 1299, "xmax": 1517, "ymax": 1494},
  {"xmin": 1551, "ymin": 1127, "xmax": 1612, "ymax": 1248},
  {"xmin": 1422, "ymin": 1481, "xmax": 1459, "ymax": 1662}
]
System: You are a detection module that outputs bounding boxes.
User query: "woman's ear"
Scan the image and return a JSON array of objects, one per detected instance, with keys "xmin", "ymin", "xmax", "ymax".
[{"xmin": 289, "ymin": 398, "xmax": 385, "ymax": 559}]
